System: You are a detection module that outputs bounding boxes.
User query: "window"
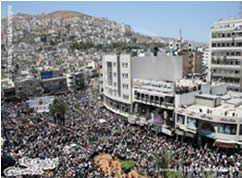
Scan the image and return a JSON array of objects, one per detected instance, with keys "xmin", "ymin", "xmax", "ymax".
[
  {"xmin": 122, "ymin": 62, "xmax": 128, "ymax": 68},
  {"xmin": 240, "ymin": 125, "xmax": 242, "ymax": 135},
  {"xmin": 122, "ymin": 73, "xmax": 128, "ymax": 79},
  {"xmin": 113, "ymin": 73, "xmax": 116, "ymax": 77},
  {"xmin": 123, "ymin": 95, "xmax": 129, "ymax": 100},
  {"xmin": 113, "ymin": 62, "xmax": 116, "ymax": 67},
  {"xmin": 122, "ymin": 84, "xmax": 129, "ymax": 89},
  {"xmin": 236, "ymin": 52, "xmax": 241, "ymax": 56},
  {"xmin": 177, "ymin": 114, "xmax": 185, "ymax": 125},
  {"xmin": 212, "ymin": 32, "xmax": 217, "ymax": 38},
  {"xmin": 113, "ymin": 82, "xmax": 117, "ymax": 87},
  {"xmin": 237, "ymin": 42, "xmax": 242, "ymax": 47},
  {"xmin": 187, "ymin": 117, "xmax": 198, "ymax": 130},
  {"xmin": 218, "ymin": 123, "xmax": 237, "ymax": 135}
]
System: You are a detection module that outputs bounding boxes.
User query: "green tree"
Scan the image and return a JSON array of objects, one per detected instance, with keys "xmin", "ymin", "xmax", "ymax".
[
  {"xmin": 149, "ymin": 148, "xmax": 177, "ymax": 178},
  {"xmin": 49, "ymin": 98, "xmax": 67, "ymax": 126},
  {"xmin": 166, "ymin": 171, "xmax": 183, "ymax": 178},
  {"xmin": 121, "ymin": 160, "xmax": 135, "ymax": 173}
]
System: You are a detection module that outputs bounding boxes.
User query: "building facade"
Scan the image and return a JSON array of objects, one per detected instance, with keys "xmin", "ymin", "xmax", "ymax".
[
  {"xmin": 175, "ymin": 95, "xmax": 242, "ymax": 149},
  {"xmin": 209, "ymin": 17, "xmax": 242, "ymax": 92},
  {"xmin": 102, "ymin": 54, "xmax": 132, "ymax": 117}
]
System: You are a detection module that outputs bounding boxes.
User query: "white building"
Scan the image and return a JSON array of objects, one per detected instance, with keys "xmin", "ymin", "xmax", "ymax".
[
  {"xmin": 175, "ymin": 94, "xmax": 242, "ymax": 149},
  {"xmin": 66, "ymin": 71, "xmax": 86, "ymax": 89},
  {"xmin": 202, "ymin": 48, "xmax": 210, "ymax": 71},
  {"xmin": 209, "ymin": 17, "xmax": 242, "ymax": 92},
  {"xmin": 102, "ymin": 54, "xmax": 132, "ymax": 117}
]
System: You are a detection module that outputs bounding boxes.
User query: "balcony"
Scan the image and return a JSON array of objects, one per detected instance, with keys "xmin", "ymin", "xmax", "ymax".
[
  {"xmin": 211, "ymin": 64, "xmax": 241, "ymax": 69},
  {"xmin": 212, "ymin": 72, "xmax": 241, "ymax": 78},
  {"xmin": 227, "ymin": 83, "xmax": 241, "ymax": 88},
  {"xmin": 212, "ymin": 46, "xmax": 242, "ymax": 51}
]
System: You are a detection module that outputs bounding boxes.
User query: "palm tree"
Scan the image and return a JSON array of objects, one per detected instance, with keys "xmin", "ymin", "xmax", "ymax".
[
  {"xmin": 49, "ymin": 98, "xmax": 67, "ymax": 126},
  {"xmin": 149, "ymin": 147, "xmax": 181, "ymax": 178}
]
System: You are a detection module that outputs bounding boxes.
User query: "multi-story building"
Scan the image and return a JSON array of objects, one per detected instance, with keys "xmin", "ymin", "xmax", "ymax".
[
  {"xmin": 175, "ymin": 94, "xmax": 242, "ymax": 149},
  {"xmin": 178, "ymin": 50, "xmax": 204, "ymax": 77},
  {"xmin": 102, "ymin": 54, "xmax": 132, "ymax": 117},
  {"xmin": 202, "ymin": 48, "xmax": 210, "ymax": 71},
  {"xmin": 209, "ymin": 17, "xmax": 242, "ymax": 92},
  {"xmin": 66, "ymin": 71, "xmax": 86, "ymax": 90}
]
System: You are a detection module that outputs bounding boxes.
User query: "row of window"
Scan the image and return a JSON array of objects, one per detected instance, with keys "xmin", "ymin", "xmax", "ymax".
[
  {"xmin": 122, "ymin": 62, "xmax": 129, "ymax": 68},
  {"xmin": 122, "ymin": 73, "xmax": 129, "ymax": 79},
  {"xmin": 134, "ymin": 91, "xmax": 174, "ymax": 104},
  {"xmin": 122, "ymin": 84, "xmax": 129, "ymax": 90},
  {"xmin": 211, "ymin": 51, "xmax": 241, "ymax": 57},
  {"xmin": 212, "ymin": 77, "xmax": 240, "ymax": 84},
  {"xmin": 211, "ymin": 32, "xmax": 242, "ymax": 38},
  {"xmin": 212, "ymin": 69, "xmax": 240, "ymax": 75},
  {"xmin": 211, "ymin": 42, "xmax": 242, "ymax": 48},
  {"xmin": 112, "ymin": 62, "xmax": 129, "ymax": 68},
  {"xmin": 211, "ymin": 59, "xmax": 240, "ymax": 65},
  {"xmin": 177, "ymin": 114, "xmax": 242, "ymax": 135}
]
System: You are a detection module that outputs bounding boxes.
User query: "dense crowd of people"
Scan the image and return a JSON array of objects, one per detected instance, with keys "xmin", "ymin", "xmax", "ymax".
[{"xmin": 1, "ymin": 86, "xmax": 242, "ymax": 178}]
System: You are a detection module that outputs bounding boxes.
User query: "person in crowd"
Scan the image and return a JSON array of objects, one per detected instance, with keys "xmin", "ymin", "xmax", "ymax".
[{"xmin": 1, "ymin": 86, "xmax": 241, "ymax": 178}]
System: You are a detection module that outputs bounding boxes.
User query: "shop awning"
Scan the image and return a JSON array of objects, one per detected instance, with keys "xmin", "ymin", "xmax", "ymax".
[
  {"xmin": 215, "ymin": 139, "xmax": 237, "ymax": 149},
  {"xmin": 175, "ymin": 129, "xmax": 184, "ymax": 136},
  {"xmin": 199, "ymin": 129, "xmax": 216, "ymax": 139},
  {"xmin": 185, "ymin": 132, "xmax": 195, "ymax": 138}
]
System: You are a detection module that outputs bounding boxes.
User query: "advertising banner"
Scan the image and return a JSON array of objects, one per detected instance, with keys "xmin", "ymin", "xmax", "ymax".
[{"xmin": 28, "ymin": 96, "xmax": 55, "ymax": 113}]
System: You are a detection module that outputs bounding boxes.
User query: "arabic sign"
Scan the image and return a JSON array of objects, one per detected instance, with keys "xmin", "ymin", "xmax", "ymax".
[
  {"xmin": 133, "ymin": 79, "xmax": 175, "ymax": 93},
  {"xmin": 200, "ymin": 114, "xmax": 213, "ymax": 121},
  {"xmin": 162, "ymin": 127, "xmax": 173, "ymax": 136},
  {"xmin": 4, "ymin": 157, "xmax": 59, "ymax": 177},
  {"xmin": 220, "ymin": 118, "xmax": 236, "ymax": 123}
]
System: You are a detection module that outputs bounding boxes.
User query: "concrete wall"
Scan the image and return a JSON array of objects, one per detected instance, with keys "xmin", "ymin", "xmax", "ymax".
[
  {"xmin": 175, "ymin": 90, "xmax": 200, "ymax": 107},
  {"xmin": 131, "ymin": 54, "xmax": 183, "ymax": 82},
  {"xmin": 211, "ymin": 84, "xmax": 227, "ymax": 95}
]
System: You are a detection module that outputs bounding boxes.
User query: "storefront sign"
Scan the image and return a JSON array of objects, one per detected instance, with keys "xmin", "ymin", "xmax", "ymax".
[
  {"xmin": 185, "ymin": 132, "xmax": 195, "ymax": 138},
  {"xmin": 175, "ymin": 129, "xmax": 184, "ymax": 136},
  {"xmin": 220, "ymin": 118, "xmax": 236, "ymax": 123},
  {"xmin": 133, "ymin": 79, "xmax": 175, "ymax": 93},
  {"xmin": 215, "ymin": 142, "xmax": 235, "ymax": 149},
  {"xmin": 200, "ymin": 114, "xmax": 213, "ymax": 121},
  {"xmin": 188, "ymin": 112, "xmax": 196, "ymax": 116},
  {"xmin": 162, "ymin": 127, "xmax": 173, "ymax": 136},
  {"xmin": 4, "ymin": 157, "xmax": 59, "ymax": 176}
]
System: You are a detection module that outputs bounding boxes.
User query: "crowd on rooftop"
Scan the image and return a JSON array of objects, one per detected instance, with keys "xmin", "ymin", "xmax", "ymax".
[{"xmin": 1, "ymin": 86, "xmax": 241, "ymax": 178}]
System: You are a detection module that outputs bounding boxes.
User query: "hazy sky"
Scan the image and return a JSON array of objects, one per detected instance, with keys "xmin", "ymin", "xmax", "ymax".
[{"xmin": 1, "ymin": 1, "xmax": 240, "ymax": 43}]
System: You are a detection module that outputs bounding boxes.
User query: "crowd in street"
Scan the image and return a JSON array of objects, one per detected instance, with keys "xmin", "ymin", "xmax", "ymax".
[{"xmin": 1, "ymin": 86, "xmax": 242, "ymax": 178}]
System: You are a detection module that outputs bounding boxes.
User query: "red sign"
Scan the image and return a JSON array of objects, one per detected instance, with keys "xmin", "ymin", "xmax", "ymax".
[
  {"xmin": 215, "ymin": 142, "xmax": 235, "ymax": 149},
  {"xmin": 39, "ymin": 99, "xmax": 43, "ymax": 105}
]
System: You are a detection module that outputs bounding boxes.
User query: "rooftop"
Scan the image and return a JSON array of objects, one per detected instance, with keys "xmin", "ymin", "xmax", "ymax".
[
  {"xmin": 186, "ymin": 101, "xmax": 242, "ymax": 118},
  {"xmin": 196, "ymin": 94, "xmax": 220, "ymax": 100}
]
